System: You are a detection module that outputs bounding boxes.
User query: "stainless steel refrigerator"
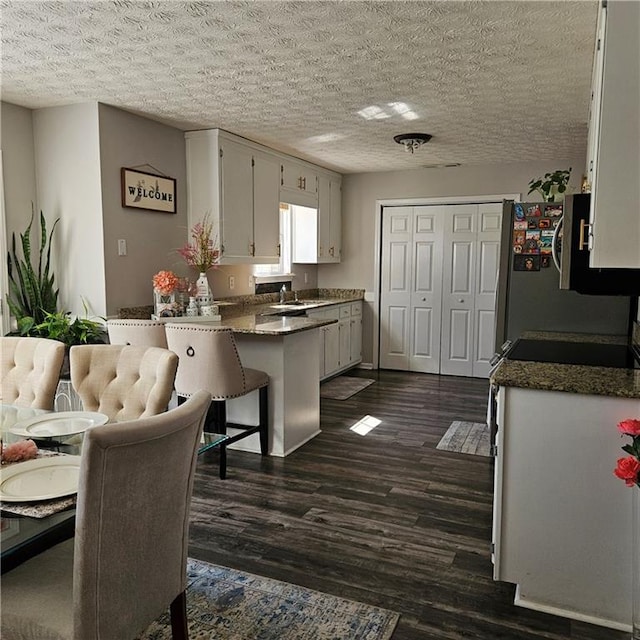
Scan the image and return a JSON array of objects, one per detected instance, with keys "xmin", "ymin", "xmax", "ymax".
[{"xmin": 494, "ymin": 200, "xmax": 633, "ymax": 346}]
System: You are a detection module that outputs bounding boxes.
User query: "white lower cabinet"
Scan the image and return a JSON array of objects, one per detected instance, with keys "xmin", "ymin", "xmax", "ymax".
[
  {"xmin": 493, "ymin": 384, "xmax": 638, "ymax": 631},
  {"xmin": 308, "ymin": 301, "xmax": 362, "ymax": 380}
]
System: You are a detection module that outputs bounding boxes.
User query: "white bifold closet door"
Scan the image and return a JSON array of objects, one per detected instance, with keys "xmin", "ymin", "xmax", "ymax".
[
  {"xmin": 379, "ymin": 206, "xmax": 444, "ymax": 373},
  {"xmin": 380, "ymin": 203, "xmax": 502, "ymax": 378}
]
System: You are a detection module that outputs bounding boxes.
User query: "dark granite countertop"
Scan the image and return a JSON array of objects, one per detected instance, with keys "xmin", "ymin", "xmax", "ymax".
[
  {"xmin": 492, "ymin": 331, "xmax": 640, "ymax": 398},
  {"xmin": 491, "ymin": 360, "xmax": 640, "ymax": 398},
  {"xmin": 220, "ymin": 290, "xmax": 364, "ymax": 320},
  {"xmin": 219, "ymin": 314, "xmax": 337, "ymax": 336}
]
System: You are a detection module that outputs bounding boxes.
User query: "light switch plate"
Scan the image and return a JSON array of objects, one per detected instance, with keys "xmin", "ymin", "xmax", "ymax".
[{"xmin": 117, "ymin": 239, "xmax": 127, "ymax": 256}]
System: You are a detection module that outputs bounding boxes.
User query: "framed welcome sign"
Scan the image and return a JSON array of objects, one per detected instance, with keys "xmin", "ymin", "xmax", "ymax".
[{"xmin": 121, "ymin": 167, "xmax": 176, "ymax": 214}]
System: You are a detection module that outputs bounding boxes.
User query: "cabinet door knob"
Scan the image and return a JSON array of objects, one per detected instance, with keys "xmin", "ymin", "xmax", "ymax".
[{"xmin": 458, "ymin": 298, "xmax": 464, "ymax": 303}]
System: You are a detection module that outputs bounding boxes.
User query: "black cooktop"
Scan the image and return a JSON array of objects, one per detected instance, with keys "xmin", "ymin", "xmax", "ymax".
[{"xmin": 506, "ymin": 339, "xmax": 639, "ymax": 369}]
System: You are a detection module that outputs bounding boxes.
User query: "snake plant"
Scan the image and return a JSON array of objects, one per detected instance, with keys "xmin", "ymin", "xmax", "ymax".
[{"xmin": 6, "ymin": 210, "xmax": 60, "ymax": 334}]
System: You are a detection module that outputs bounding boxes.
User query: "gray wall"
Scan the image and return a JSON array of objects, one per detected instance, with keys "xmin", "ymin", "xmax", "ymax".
[
  {"xmin": 1, "ymin": 103, "xmax": 37, "ymax": 235},
  {"xmin": 98, "ymin": 104, "xmax": 188, "ymax": 316}
]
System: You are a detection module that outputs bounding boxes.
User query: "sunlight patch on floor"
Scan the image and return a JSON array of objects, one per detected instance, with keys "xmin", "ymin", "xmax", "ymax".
[{"xmin": 349, "ymin": 415, "xmax": 381, "ymax": 436}]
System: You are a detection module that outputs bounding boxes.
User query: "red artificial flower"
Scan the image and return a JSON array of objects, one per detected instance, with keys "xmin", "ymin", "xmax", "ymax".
[
  {"xmin": 614, "ymin": 456, "xmax": 640, "ymax": 487},
  {"xmin": 152, "ymin": 270, "xmax": 179, "ymax": 295},
  {"xmin": 617, "ymin": 418, "xmax": 640, "ymax": 436}
]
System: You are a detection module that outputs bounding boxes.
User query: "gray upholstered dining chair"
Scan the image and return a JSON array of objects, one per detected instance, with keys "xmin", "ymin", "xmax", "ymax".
[
  {"xmin": 69, "ymin": 344, "xmax": 177, "ymax": 422},
  {"xmin": 164, "ymin": 323, "xmax": 269, "ymax": 479},
  {"xmin": 0, "ymin": 390, "xmax": 211, "ymax": 640},
  {"xmin": 106, "ymin": 318, "xmax": 168, "ymax": 348},
  {"xmin": 0, "ymin": 336, "xmax": 65, "ymax": 410}
]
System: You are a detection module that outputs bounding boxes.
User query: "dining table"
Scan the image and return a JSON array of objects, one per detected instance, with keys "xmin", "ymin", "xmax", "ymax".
[{"xmin": 0, "ymin": 404, "xmax": 229, "ymax": 573}]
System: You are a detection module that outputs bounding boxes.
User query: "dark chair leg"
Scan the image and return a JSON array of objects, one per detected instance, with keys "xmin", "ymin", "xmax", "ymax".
[
  {"xmin": 259, "ymin": 385, "xmax": 269, "ymax": 456},
  {"xmin": 219, "ymin": 444, "xmax": 227, "ymax": 480},
  {"xmin": 170, "ymin": 590, "xmax": 188, "ymax": 640}
]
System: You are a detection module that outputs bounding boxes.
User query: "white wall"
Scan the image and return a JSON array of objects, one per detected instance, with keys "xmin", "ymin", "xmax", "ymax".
[
  {"xmin": 33, "ymin": 103, "xmax": 105, "ymax": 318},
  {"xmin": 97, "ymin": 104, "xmax": 188, "ymax": 316},
  {"xmin": 322, "ymin": 158, "xmax": 585, "ymax": 363}
]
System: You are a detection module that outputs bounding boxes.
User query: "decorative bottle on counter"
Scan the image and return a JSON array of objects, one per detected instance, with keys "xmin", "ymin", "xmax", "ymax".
[
  {"xmin": 186, "ymin": 297, "xmax": 199, "ymax": 317},
  {"xmin": 196, "ymin": 272, "xmax": 211, "ymax": 298}
]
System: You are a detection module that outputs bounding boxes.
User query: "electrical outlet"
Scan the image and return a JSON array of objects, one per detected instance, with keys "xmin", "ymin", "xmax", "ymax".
[
  {"xmin": 304, "ymin": 272, "xmax": 308, "ymax": 284},
  {"xmin": 117, "ymin": 239, "xmax": 127, "ymax": 256},
  {"xmin": 228, "ymin": 276, "xmax": 235, "ymax": 290},
  {"xmin": 248, "ymin": 275, "xmax": 254, "ymax": 288}
]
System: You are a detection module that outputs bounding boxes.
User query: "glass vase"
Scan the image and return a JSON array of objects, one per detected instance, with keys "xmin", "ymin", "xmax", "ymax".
[{"xmin": 633, "ymin": 488, "xmax": 640, "ymax": 639}]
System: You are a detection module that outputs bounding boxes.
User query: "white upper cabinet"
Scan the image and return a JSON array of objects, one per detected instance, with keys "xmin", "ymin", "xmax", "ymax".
[
  {"xmin": 219, "ymin": 138, "xmax": 254, "ymax": 261},
  {"xmin": 185, "ymin": 130, "xmax": 280, "ymax": 264},
  {"xmin": 252, "ymin": 150, "xmax": 281, "ymax": 262},
  {"xmin": 186, "ymin": 129, "xmax": 342, "ymax": 265},
  {"xmin": 280, "ymin": 160, "xmax": 318, "ymax": 197},
  {"xmin": 292, "ymin": 172, "xmax": 342, "ymax": 264},
  {"xmin": 586, "ymin": 0, "xmax": 640, "ymax": 268}
]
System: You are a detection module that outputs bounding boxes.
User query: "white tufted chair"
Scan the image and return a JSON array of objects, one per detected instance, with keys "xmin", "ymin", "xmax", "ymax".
[
  {"xmin": 1, "ymin": 336, "xmax": 66, "ymax": 410},
  {"xmin": 69, "ymin": 344, "xmax": 177, "ymax": 422},
  {"xmin": 0, "ymin": 390, "xmax": 211, "ymax": 640},
  {"xmin": 106, "ymin": 319, "xmax": 168, "ymax": 348},
  {"xmin": 164, "ymin": 324, "xmax": 269, "ymax": 479}
]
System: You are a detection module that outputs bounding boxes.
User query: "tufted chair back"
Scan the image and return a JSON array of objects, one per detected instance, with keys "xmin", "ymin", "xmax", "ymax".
[
  {"xmin": 106, "ymin": 319, "xmax": 168, "ymax": 348},
  {"xmin": 0, "ymin": 391, "xmax": 211, "ymax": 639},
  {"xmin": 165, "ymin": 324, "xmax": 266, "ymax": 400},
  {"xmin": 1, "ymin": 337, "xmax": 65, "ymax": 410},
  {"xmin": 70, "ymin": 344, "xmax": 177, "ymax": 422}
]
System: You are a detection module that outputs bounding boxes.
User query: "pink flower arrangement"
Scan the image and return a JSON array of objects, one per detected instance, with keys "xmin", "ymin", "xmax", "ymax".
[
  {"xmin": 177, "ymin": 214, "xmax": 220, "ymax": 273},
  {"xmin": 1, "ymin": 439, "xmax": 38, "ymax": 464},
  {"xmin": 152, "ymin": 270, "xmax": 179, "ymax": 295},
  {"xmin": 614, "ymin": 418, "xmax": 640, "ymax": 488}
]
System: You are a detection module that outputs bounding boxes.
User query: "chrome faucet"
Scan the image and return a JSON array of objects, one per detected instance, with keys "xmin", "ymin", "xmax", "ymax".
[{"xmin": 280, "ymin": 284, "xmax": 286, "ymax": 303}]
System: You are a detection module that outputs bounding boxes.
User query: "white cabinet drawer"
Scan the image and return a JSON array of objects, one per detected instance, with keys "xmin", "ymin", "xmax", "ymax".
[
  {"xmin": 350, "ymin": 302, "xmax": 362, "ymax": 317},
  {"xmin": 339, "ymin": 305, "xmax": 351, "ymax": 319}
]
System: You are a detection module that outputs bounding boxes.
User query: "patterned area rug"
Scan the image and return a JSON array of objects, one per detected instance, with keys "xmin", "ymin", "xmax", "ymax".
[
  {"xmin": 320, "ymin": 376, "xmax": 375, "ymax": 400},
  {"xmin": 139, "ymin": 558, "xmax": 399, "ymax": 639},
  {"xmin": 436, "ymin": 421, "xmax": 491, "ymax": 457}
]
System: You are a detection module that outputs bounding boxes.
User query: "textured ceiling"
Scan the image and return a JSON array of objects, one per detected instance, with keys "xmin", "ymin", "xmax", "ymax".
[{"xmin": 0, "ymin": 0, "xmax": 599, "ymax": 174}]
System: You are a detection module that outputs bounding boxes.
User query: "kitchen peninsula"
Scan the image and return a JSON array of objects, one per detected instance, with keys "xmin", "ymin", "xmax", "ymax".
[
  {"xmin": 490, "ymin": 331, "xmax": 640, "ymax": 632},
  {"xmin": 121, "ymin": 290, "xmax": 365, "ymax": 457}
]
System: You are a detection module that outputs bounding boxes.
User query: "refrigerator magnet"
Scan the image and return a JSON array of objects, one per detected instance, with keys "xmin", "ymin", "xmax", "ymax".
[
  {"xmin": 545, "ymin": 205, "xmax": 563, "ymax": 217},
  {"xmin": 526, "ymin": 204, "xmax": 542, "ymax": 217},
  {"xmin": 538, "ymin": 218, "xmax": 551, "ymax": 229},
  {"xmin": 527, "ymin": 219, "xmax": 539, "ymax": 229},
  {"xmin": 540, "ymin": 255, "xmax": 551, "ymax": 268},
  {"xmin": 514, "ymin": 254, "xmax": 540, "ymax": 271},
  {"xmin": 514, "ymin": 220, "xmax": 528, "ymax": 230},
  {"xmin": 514, "ymin": 203, "xmax": 525, "ymax": 220}
]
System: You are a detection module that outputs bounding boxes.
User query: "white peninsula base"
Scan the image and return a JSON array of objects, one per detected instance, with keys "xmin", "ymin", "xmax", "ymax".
[{"xmin": 224, "ymin": 328, "xmax": 321, "ymax": 457}]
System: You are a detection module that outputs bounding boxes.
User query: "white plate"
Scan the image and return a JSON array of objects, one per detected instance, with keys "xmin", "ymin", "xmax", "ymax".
[
  {"xmin": 9, "ymin": 411, "xmax": 109, "ymax": 438},
  {"xmin": 0, "ymin": 456, "xmax": 82, "ymax": 502}
]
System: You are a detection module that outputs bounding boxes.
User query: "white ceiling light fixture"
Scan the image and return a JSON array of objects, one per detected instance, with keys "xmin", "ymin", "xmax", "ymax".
[{"xmin": 394, "ymin": 133, "xmax": 433, "ymax": 153}]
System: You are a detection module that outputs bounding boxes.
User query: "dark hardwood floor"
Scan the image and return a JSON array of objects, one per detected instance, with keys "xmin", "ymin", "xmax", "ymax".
[{"xmin": 189, "ymin": 369, "xmax": 626, "ymax": 640}]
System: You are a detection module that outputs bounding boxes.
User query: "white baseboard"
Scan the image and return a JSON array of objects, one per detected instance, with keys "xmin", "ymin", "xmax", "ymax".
[
  {"xmin": 357, "ymin": 362, "xmax": 374, "ymax": 370},
  {"xmin": 514, "ymin": 585, "xmax": 630, "ymax": 633}
]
